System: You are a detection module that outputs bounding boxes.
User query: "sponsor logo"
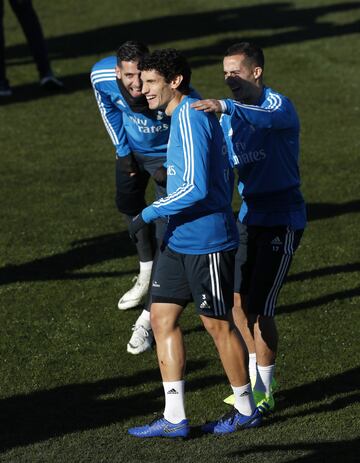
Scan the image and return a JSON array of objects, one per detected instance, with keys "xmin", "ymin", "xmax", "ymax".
[
  {"xmin": 128, "ymin": 115, "xmax": 169, "ymax": 134},
  {"xmin": 234, "ymin": 142, "xmax": 266, "ymax": 165},
  {"xmin": 152, "ymin": 281, "xmax": 160, "ymax": 288},
  {"xmin": 240, "ymin": 391, "xmax": 250, "ymax": 397}
]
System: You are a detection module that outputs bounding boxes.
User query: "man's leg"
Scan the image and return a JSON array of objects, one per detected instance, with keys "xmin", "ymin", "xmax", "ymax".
[
  {"xmin": 151, "ymin": 303, "xmax": 186, "ymax": 420},
  {"xmin": 248, "ymin": 227, "xmax": 303, "ymax": 413},
  {"xmin": 126, "ymin": 155, "xmax": 168, "ymax": 353},
  {"xmin": 128, "ymin": 247, "xmax": 191, "ymax": 438},
  {"xmin": 0, "ymin": 0, "xmax": 12, "ymax": 96},
  {"xmin": 201, "ymin": 315, "xmax": 255, "ymax": 415},
  {"xmin": 233, "ymin": 293, "xmax": 257, "ymax": 382},
  {"xmin": 223, "ymin": 222, "xmax": 257, "ymax": 405},
  {"xmin": 115, "ymin": 155, "xmax": 155, "ymax": 310}
]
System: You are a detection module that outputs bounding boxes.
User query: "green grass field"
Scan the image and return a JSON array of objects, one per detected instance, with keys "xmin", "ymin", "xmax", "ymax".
[{"xmin": 0, "ymin": 0, "xmax": 359, "ymax": 461}]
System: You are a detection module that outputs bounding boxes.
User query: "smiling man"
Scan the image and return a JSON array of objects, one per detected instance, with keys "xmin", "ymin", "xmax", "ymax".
[
  {"xmin": 127, "ymin": 48, "xmax": 262, "ymax": 438},
  {"xmin": 91, "ymin": 41, "xmax": 170, "ymax": 355}
]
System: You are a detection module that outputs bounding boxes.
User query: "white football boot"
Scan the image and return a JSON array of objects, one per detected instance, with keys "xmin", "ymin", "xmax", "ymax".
[
  {"xmin": 127, "ymin": 324, "xmax": 153, "ymax": 354},
  {"xmin": 118, "ymin": 269, "xmax": 152, "ymax": 310}
]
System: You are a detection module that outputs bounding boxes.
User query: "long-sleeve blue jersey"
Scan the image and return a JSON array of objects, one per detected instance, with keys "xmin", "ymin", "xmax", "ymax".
[
  {"xmin": 91, "ymin": 56, "xmax": 170, "ymax": 157},
  {"xmin": 141, "ymin": 96, "xmax": 239, "ymax": 254},
  {"xmin": 220, "ymin": 86, "xmax": 306, "ymax": 229}
]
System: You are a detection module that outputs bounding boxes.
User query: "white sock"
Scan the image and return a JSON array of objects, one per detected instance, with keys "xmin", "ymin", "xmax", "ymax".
[
  {"xmin": 254, "ymin": 364, "xmax": 275, "ymax": 395},
  {"xmin": 248, "ymin": 352, "xmax": 257, "ymax": 387},
  {"xmin": 163, "ymin": 380, "xmax": 186, "ymax": 424},
  {"xmin": 139, "ymin": 260, "xmax": 153, "ymax": 273},
  {"xmin": 231, "ymin": 383, "xmax": 256, "ymax": 416},
  {"xmin": 135, "ymin": 309, "xmax": 151, "ymax": 330}
]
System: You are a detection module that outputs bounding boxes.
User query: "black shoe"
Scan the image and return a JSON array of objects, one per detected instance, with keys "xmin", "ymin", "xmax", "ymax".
[
  {"xmin": 0, "ymin": 79, "xmax": 12, "ymax": 97},
  {"xmin": 40, "ymin": 74, "xmax": 64, "ymax": 91}
]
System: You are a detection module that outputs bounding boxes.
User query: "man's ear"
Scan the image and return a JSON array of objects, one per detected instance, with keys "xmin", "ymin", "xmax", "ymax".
[
  {"xmin": 170, "ymin": 74, "xmax": 183, "ymax": 90},
  {"xmin": 115, "ymin": 65, "xmax": 122, "ymax": 79},
  {"xmin": 253, "ymin": 66, "xmax": 263, "ymax": 81}
]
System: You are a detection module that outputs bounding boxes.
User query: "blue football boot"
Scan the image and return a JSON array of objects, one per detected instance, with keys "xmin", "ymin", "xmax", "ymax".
[
  {"xmin": 128, "ymin": 415, "xmax": 190, "ymax": 438},
  {"xmin": 202, "ymin": 407, "xmax": 262, "ymax": 435}
]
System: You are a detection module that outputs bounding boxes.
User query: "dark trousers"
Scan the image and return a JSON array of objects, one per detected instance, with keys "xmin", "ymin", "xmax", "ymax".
[{"xmin": 0, "ymin": 0, "xmax": 51, "ymax": 81}]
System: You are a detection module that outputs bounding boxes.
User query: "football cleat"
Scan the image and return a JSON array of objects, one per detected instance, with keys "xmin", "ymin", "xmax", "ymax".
[
  {"xmin": 202, "ymin": 407, "xmax": 262, "ymax": 435},
  {"xmin": 128, "ymin": 416, "xmax": 190, "ymax": 438},
  {"xmin": 223, "ymin": 377, "xmax": 279, "ymax": 406},
  {"xmin": 253, "ymin": 390, "xmax": 275, "ymax": 415},
  {"xmin": 127, "ymin": 324, "xmax": 153, "ymax": 354},
  {"xmin": 0, "ymin": 79, "xmax": 12, "ymax": 97},
  {"xmin": 118, "ymin": 271, "xmax": 151, "ymax": 310},
  {"xmin": 39, "ymin": 74, "xmax": 64, "ymax": 90}
]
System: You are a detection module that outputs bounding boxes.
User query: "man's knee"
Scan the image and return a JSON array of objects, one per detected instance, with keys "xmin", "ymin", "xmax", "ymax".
[
  {"xmin": 150, "ymin": 304, "xmax": 180, "ymax": 335},
  {"xmin": 201, "ymin": 316, "xmax": 230, "ymax": 340},
  {"xmin": 115, "ymin": 192, "xmax": 146, "ymax": 216}
]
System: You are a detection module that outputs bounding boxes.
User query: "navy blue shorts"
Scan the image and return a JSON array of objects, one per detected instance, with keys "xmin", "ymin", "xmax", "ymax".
[
  {"xmin": 234, "ymin": 222, "xmax": 304, "ymax": 317},
  {"xmin": 151, "ymin": 246, "xmax": 236, "ymax": 319}
]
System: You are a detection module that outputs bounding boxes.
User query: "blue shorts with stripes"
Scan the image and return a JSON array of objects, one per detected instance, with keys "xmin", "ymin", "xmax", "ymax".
[
  {"xmin": 151, "ymin": 245, "xmax": 236, "ymax": 319},
  {"xmin": 234, "ymin": 222, "xmax": 304, "ymax": 317}
]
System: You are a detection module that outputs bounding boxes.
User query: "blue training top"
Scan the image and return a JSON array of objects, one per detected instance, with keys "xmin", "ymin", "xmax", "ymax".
[
  {"xmin": 142, "ymin": 96, "xmax": 239, "ymax": 254},
  {"xmin": 91, "ymin": 56, "xmax": 170, "ymax": 157},
  {"xmin": 220, "ymin": 86, "xmax": 306, "ymax": 230}
]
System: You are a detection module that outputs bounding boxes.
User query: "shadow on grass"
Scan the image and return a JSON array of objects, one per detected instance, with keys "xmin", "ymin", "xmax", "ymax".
[
  {"xmin": 2, "ymin": 2, "xmax": 359, "ymax": 103},
  {"xmin": 307, "ymin": 200, "xmax": 360, "ymax": 221},
  {"xmin": 227, "ymin": 438, "xmax": 360, "ymax": 462},
  {"xmin": 0, "ymin": 231, "xmax": 136, "ymax": 285},
  {"xmin": 287, "ymin": 262, "xmax": 360, "ymax": 283},
  {"xmin": 0, "ymin": 359, "xmax": 218, "ymax": 452},
  {"xmin": 278, "ymin": 286, "xmax": 360, "ymax": 314}
]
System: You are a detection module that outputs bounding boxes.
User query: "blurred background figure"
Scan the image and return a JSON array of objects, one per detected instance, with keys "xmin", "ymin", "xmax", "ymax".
[{"xmin": 0, "ymin": 0, "xmax": 63, "ymax": 97}]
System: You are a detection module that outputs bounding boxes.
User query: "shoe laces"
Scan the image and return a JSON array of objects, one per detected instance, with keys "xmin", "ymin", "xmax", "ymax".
[
  {"xmin": 148, "ymin": 413, "xmax": 164, "ymax": 426},
  {"xmin": 219, "ymin": 407, "xmax": 238, "ymax": 424},
  {"xmin": 131, "ymin": 324, "xmax": 150, "ymax": 337}
]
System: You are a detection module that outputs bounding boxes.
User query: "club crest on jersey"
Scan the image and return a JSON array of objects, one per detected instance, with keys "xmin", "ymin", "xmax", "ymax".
[{"xmin": 167, "ymin": 165, "xmax": 176, "ymax": 176}]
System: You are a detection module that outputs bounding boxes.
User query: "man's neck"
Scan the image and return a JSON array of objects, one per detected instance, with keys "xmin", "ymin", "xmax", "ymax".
[
  {"xmin": 245, "ymin": 84, "xmax": 263, "ymax": 105},
  {"xmin": 165, "ymin": 92, "xmax": 186, "ymax": 116}
]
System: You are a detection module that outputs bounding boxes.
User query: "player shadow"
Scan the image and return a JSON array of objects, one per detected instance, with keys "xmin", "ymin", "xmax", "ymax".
[
  {"xmin": 2, "ymin": 2, "xmax": 359, "ymax": 103},
  {"xmin": 0, "ymin": 231, "xmax": 137, "ymax": 285},
  {"xmin": 5, "ymin": 2, "xmax": 359, "ymax": 62},
  {"xmin": 287, "ymin": 262, "xmax": 360, "ymax": 283},
  {"xmin": 278, "ymin": 286, "xmax": 360, "ymax": 314},
  {"xmin": 0, "ymin": 359, "xmax": 212, "ymax": 452},
  {"xmin": 307, "ymin": 200, "xmax": 360, "ymax": 221},
  {"xmin": 226, "ymin": 438, "xmax": 360, "ymax": 462}
]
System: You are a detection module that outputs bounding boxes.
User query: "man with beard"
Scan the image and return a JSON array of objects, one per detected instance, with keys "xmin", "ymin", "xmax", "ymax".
[
  {"xmin": 192, "ymin": 42, "xmax": 306, "ymax": 415},
  {"xmin": 91, "ymin": 41, "xmax": 169, "ymax": 355}
]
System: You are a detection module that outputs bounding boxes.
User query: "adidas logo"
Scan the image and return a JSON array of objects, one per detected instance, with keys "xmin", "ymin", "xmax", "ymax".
[
  {"xmin": 270, "ymin": 236, "xmax": 282, "ymax": 245},
  {"xmin": 167, "ymin": 388, "xmax": 179, "ymax": 395},
  {"xmin": 240, "ymin": 391, "xmax": 249, "ymax": 397},
  {"xmin": 200, "ymin": 300, "xmax": 211, "ymax": 309}
]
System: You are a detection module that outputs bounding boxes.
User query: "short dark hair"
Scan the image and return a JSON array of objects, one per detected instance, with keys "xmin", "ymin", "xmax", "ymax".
[
  {"xmin": 225, "ymin": 42, "xmax": 264, "ymax": 69},
  {"xmin": 138, "ymin": 48, "xmax": 191, "ymax": 93},
  {"xmin": 116, "ymin": 40, "xmax": 149, "ymax": 65}
]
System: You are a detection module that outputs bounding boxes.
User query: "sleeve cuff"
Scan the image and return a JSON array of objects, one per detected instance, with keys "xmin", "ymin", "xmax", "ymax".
[
  {"xmin": 219, "ymin": 99, "xmax": 227, "ymax": 113},
  {"xmin": 141, "ymin": 206, "xmax": 157, "ymax": 224}
]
